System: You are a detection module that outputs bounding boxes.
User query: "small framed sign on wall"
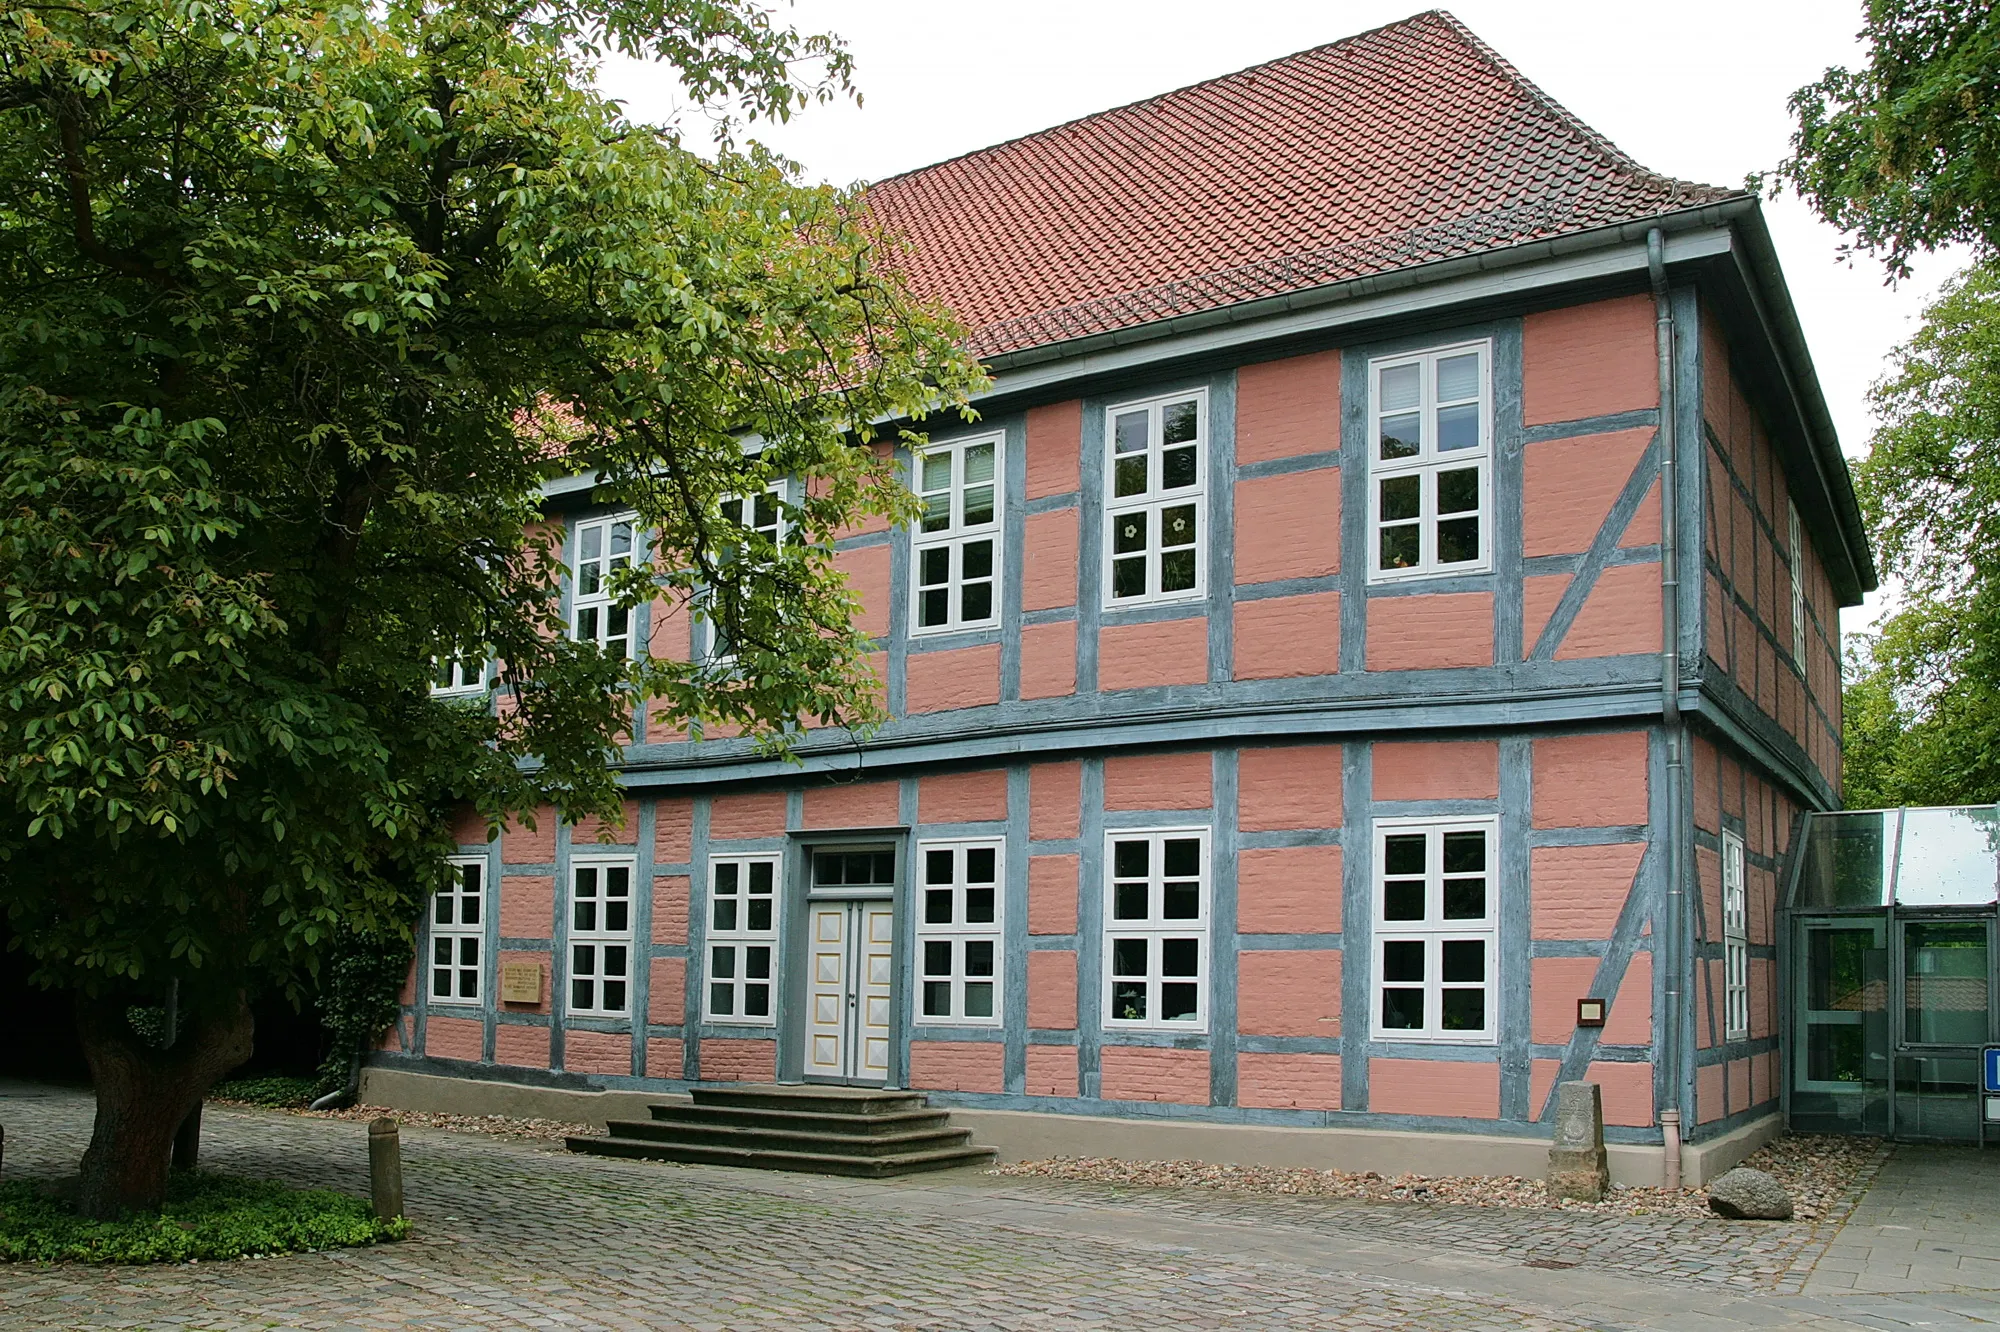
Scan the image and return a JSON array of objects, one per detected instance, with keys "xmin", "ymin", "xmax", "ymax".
[{"xmin": 500, "ymin": 961, "xmax": 544, "ymax": 1005}]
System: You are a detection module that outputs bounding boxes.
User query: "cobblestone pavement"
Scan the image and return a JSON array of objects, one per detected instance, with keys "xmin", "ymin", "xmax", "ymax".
[{"xmin": 1, "ymin": 1083, "xmax": 1996, "ymax": 1330}]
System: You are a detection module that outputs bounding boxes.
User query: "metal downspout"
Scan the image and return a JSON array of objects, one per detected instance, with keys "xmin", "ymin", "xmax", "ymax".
[{"xmin": 1648, "ymin": 228, "xmax": 1686, "ymax": 1186}]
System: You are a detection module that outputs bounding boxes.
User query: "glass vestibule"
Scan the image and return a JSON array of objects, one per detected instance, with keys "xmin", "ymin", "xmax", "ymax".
[{"xmin": 1783, "ymin": 806, "xmax": 2000, "ymax": 1143}]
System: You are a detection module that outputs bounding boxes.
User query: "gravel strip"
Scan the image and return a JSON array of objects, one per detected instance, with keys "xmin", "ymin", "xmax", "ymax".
[
  {"xmin": 989, "ymin": 1133, "xmax": 1877, "ymax": 1220},
  {"xmin": 207, "ymin": 1100, "xmax": 602, "ymax": 1144}
]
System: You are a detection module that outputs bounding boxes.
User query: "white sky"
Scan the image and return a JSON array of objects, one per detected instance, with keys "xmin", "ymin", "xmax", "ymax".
[{"xmin": 601, "ymin": 1, "xmax": 1970, "ymax": 631}]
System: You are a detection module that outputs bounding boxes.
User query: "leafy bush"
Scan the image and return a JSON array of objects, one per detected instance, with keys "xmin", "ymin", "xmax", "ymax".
[
  {"xmin": 209, "ymin": 1076, "xmax": 321, "ymax": 1108},
  {"xmin": 0, "ymin": 1172, "xmax": 408, "ymax": 1264}
]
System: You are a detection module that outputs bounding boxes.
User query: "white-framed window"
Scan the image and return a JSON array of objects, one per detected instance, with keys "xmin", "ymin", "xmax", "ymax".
[
  {"xmin": 567, "ymin": 858, "xmax": 633, "ymax": 1016},
  {"xmin": 915, "ymin": 839, "xmax": 1003, "ymax": 1025},
  {"xmin": 1788, "ymin": 500, "xmax": 1807, "ymax": 676},
  {"xmin": 1368, "ymin": 342, "xmax": 1492, "ymax": 582},
  {"xmin": 1104, "ymin": 390, "xmax": 1206, "ymax": 606},
  {"xmin": 571, "ymin": 515, "xmax": 636, "ymax": 658},
  {"xmin": 706, "ymin": 855, "xmax": 779, "ymax": 1024},
  {"xmin": 705, "ymin": 485, "xmax": 786, "ymax": 663},
  {"xmin": 911, "ymin": 434, "xmax": 1002, "ymax": 634},
  {"xmin": 1103, "ymin": 828, "xmax": 1209, "ymax": 1031},
  {"xmin": 1723, "ymin": 829, "xmax": 1749, "ymax": 1042},
  {"xmin": 1373, "ymin": 817, "xmax": 1497, "ymax": 1043},
  {"xmin": 431, "ymin": 654, "xmax": 489, "ymax": 696},
  {"xmin": 429, "ymin": 858, "xmax": 486, "ymax": 1005}
]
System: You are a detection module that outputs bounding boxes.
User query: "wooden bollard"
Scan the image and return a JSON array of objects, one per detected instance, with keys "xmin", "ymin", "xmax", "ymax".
[{"xmin": 368, "ymin": 1117, "xmax": 403, "ymax": 1220}]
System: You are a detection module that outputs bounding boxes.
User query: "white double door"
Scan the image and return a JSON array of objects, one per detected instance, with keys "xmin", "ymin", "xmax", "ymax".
[{"xmin": 804, "ymin": 898, "xmax": 895, "ymax": 1083}]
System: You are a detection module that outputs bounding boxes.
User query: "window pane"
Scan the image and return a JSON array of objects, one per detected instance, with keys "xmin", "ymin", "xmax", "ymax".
[
  {"xmin": 747, "ymin": 898, "xmax": 771, "ymax": 931},
  {"xmin": 1382, "ymin": 987, "xmax": 1424, "ymax": 1029},
  {"xmin": 1442, "ymin": 831, "xmax": 1485, "ymax": 872},
  {"xmin": 1112, "ymin": 556, "xmax": 1147, "ymax": 599},
  {"xmin": 1436, "ymin": 402, "xmax": 1479, "ymax": 452},
  {"xmin": 1161, "ymin": 504, "xmax": 1196, "ymax": 549},
  {"xmin": 461, "ymin": 864, "xmax": 482, "ymax": 895},
  {"xmin": 1163, "ymin": 839, "xmax": 1199, "ymax": 877},
  {"xmin": 458, "ymin": 969, "xmax": 478, "ymax": 999},
  {"xmin": 1112, "ymin": 937, "xmax": 1148, "ymax": 976},
  {"xmin": 921, "ymin": 494, "xmax": 950, "ymax": 534},
  {"xmin": 1379, "ymin": 414, "xmax": 1421, "ymax": 461},
  {"xmin": 1382, "ymin": 940, "xmax": 1424, "ymax": 982},
  {"xmin": 575, "ymin": 901, "xmax": 597, "ymax": 932},
  {"xmin": 1162, "ymin": 400, "xmax": 1198, "ymax": 445},
  {"xmin": 1442, "ymin": 878, "xmax": 1486, "ymax": 920},
  {"xmin": 1379, "ymin": 523, "xmax": 1419, "ymax": 570},
  {"xmin": 744, "ymin": 947, "xmax": 769, "ymax": 980},
  {"xmin": 572, "ymin": 979, "xmax": 593, "ymax": 1010},
  {"xmin": 435, "ymin": 894, "xmax": 454, "ymax": 926},
  {"xmin": 710, "ymin": 982, "xmax": 735, "ymax": 1014},
  {"xmin": 814, "ymin": 854, "xmax": 844, "ymax": 886},
  {"xmin": 1114, "ymin": 411, "xmax": 1148, "ymax": 454},
  {"xmin": 1161, "ymin": 938, "xmax": 1199, "ymax": 977},
  {"xmin": 1384, "ymin": 834, "xmax": 1426, "ymax": 876},
  {"xmin": 1380, "ymin": 475, "xmax": 1420, "ymax": 522},
  {"xmin": 603, "ymin": 981, "xmax": 626, "ymax": 1012},
  {"xmin": 919, "ymin": 545, "xmax": 950, "ymax": 587},
  {"xmin": 965, "ymin": 940, "xmax": 994, "ymax": 977},
  {"xmin": 964, "ymin": 442, "xmax": 995, "ymax": 484},
  {"xmin": 1441, "ymin": 988, "xmax": 1485, "ymax": 1031},
  {"xmin": 1114, "ymin": 881, "xmax": 1149, "ymax": 920},
  {"xmin": 926, "ymin": 888, "xmax": 953, "ymax": 925},
  {"xmin": 1112, "ymin": 980, "xmax": 1148, "ymax": 1021},
  {"xmin": 961, "ymin": 582, "xmax": 993, "ymax": 622},
  {"xmin": 745, "ymin": 983, "xmax": 769, "ymax": 1016},
  {"xmin": 1114, "ymin": 841, "xmax": 1150, "ymax": 878},
  {"xmin": 926, "ymin": 849, "xmax": 953, "ymax": 884},
  {"xmin": 965, "ymin": 886, "xmax": 995, "ymax": 924},
  {"xmin": 924, "ymin": 940, "xmax": 952, "ymax": 975},
  {"xmin": 923, "ymin": 980, "xmax": 951, "ymax": 1016},
  {"xmin": 967, "ymin": 847, "xmax": 997, "ymax": 882},
  {"xmin": 459, "ymin": 938, "xmax": 479, "ymax": 966},
  {"xmin": 715, "ymin": 862, "xmax": 739, "ymax": 895},
  {"xmin": 872, "ymin": 852, "xmax": 896, "ymax": 884},
  {"xmin": 1436, "ymin": 352, "xmax": 1480, "ymax": 402},
  {"xmin": 581, "ymin": 525, "xmax": 603, "ymax": 561},
  {"xmin": 749, "ymin": 862, "xmax": 773, "ymax": 894},
  {"xmin": 606, "ymin": 900, "xmax": 629, "ymax": 933},
  {"xmin": 1161, "ymin": 549, "xmax": 1197, "ymax": 593},
  {"xmin": 1113, "ymin": 512, "xmax": 1148, "ymax": 555},
  {"xmin": 963, "ymin": 484, "xmax": 995, "ymax": 527},
  {"xmin": 922, "ymin": 451, "xmax": 953, "ymax": 493},
  {"xmin": 961, "ymin": 539, "xmax": 993, "ymax": 579},
  {"xmin": 1384, "ymin": 880, "xmax": 1424, "ymax": 921},
  {"xmin": 920, "ymin": 588, "xmax": 949, "ymax": 626},
  {"xmin": 1163, "ymin": 880, "xmax": 1199, "ymax": 919},
  {"xmin": 1114, "ymin": 455, "xmax": 1148, "ymax": 498},
  {"xmin": 713, "ymin": 899, "xmax": 737, "ymax": 932},
  {"xmin": 752, "ymin": 495, "xmax": 777, "ymax": 533},
  {"xmin": 964, "ymin": 981, "xmax": 994, "ymax": 1018},
  {"xmin": 1380, "ymin": 362, "xmax": 1421, "ymax": 411},
  {"xmin": 1442, "ymin": 939, "xmax": 1484, "ymax": 982},
  {"xmin": 710, "ymin": 945, "xmax": 735, "ymax": 979},
  {"xmin": 1437, "ymin": 518, "xmax": 1480, "ymax": 565},
  {"xmin": 1161, "ymin": 445, "xmax": 1198, "ymax": 490},
  {"xmin": 1161, "ymin": 983, "xmax": 1199, "ymax": 1021},
  {"xmin": 1437, "ymin": 467, "xmax": 1479, "ymax": 515}
]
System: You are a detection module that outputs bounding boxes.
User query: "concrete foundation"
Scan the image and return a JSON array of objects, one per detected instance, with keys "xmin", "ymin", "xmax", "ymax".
[{"xmin": 357, "ymin": 1066, "xmax": 1782, "ymax": 1187}]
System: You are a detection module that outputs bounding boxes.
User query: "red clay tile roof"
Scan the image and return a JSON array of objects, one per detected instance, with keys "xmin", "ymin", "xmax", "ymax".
[{"xmin": 864, "ymin": 10, "xmax": 1739, "ymax": 358}]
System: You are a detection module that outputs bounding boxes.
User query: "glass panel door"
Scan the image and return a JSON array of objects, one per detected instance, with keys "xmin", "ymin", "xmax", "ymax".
[
  {"xmin": 1791, "ymin": 918, "xmax": 1890, "ymax": 1134},
  {"xmin": 1892, "ymin": 917, "xmax": 1991, "ymax": 1142}
]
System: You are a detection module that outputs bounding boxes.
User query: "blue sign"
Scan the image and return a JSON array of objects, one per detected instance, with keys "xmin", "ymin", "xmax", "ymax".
[{"xmin": 1985, "ymin": 1046, "xmax": 2000, "ymax": 1094}]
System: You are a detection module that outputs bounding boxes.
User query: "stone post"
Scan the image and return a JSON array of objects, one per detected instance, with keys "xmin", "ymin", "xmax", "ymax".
[
  {"xmin": 368, "ymin": 1117, "xmax": 404, "ymax": 1220},
  {"xmin": 1547, "ymin": 1080, "xmax": 1609, "ymax": 1203}
]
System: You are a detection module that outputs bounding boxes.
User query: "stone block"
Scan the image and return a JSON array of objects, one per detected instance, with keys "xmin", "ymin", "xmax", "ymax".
[
  {"xmin": 1707, "ymin": 1167, "xmax": 1793, "ymax": 1220},
  {"xmin": 1547, "ymin": 1080, "xmax": 1609, "ymax": 1203}
]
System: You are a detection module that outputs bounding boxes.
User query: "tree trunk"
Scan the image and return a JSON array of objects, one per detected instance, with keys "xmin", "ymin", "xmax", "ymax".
[
  {"xmin": 172, "ymin": 1102, "xmax": 202, "ymax": 1171},
  {"xmin": 73, "ymin": 992, "xmax": 253, "ymax": 1218}
]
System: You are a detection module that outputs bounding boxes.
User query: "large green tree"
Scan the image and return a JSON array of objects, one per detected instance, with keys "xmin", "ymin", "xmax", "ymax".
[
  {"xmin": 1775, "ymin": 1, "xmax": 2000, "ymax": 805},
  {"xmin": 0, "ymin": 0, "xmax": 980, "ymax": 1216}
]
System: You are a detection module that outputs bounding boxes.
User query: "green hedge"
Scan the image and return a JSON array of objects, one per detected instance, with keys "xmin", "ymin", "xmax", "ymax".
[
  {"xmin": 208, "ymin": 1075, "xmax": 322, "ymax": 1108},
  {"xmin": 0, "ymin": 1172, "xmax": 409, "ymax": 1264}
]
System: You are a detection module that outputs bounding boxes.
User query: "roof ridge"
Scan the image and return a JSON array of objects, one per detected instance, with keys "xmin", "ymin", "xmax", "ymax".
[{"xmin": 865, "ymin": 9, "xmax": 1453, "ymax": 191}]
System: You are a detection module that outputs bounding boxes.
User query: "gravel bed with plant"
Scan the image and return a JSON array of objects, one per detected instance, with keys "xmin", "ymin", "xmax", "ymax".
[
  {"xmin": 989, "ymin": 1133, "xmax": 1881, "ymax": 1220},
  {"xmin": 204, "ymin": 1086, "xmax": 602, "ymax": 1146}
]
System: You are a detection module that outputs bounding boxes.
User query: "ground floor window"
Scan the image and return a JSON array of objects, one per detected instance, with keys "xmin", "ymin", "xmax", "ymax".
[
  {"xmin": 431, "ymin": 858, "xmax": 486, "ymax": 1004},
  {"xmin": 1373, "ymin": 817, "xmax": 1497, "ymax": 1042},
  {"xmin": 569, "ymin": 858, "xmax": 633, "ymax": 1016},
  {"xmin": 1103, "ymin": 828, "xmax": 1210, "ymax": 1031},
  {"xmin": 915, "ymin": 839, "xmax": 1003, "ymax": 1024},
  {"xmin": 707, "ymin": 855, "xmax": 779, "ymax": 1023}
]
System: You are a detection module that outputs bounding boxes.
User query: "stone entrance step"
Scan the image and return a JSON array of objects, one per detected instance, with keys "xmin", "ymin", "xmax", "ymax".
[{"xmin": 567, "ymin": 1083, "xmax": 996, "ymax": 1178}]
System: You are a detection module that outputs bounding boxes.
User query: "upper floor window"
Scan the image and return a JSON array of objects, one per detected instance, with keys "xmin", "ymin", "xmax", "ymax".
[
  {"xmin": 706, "ymin": 855, "xmax": 779, "ymax": 1024},
  {"xmin": 912, "ymin": 434, "xmax": 1001, "ymax": 634},
  {"xmin": 915, "ymin": 839, "xmax": 1003, "ymax": 1025},
  {"xmin": 430, "ymin": 858, "xmax": 485, "ymax": 1006},
  {"xmin": 1788, "ymin": 500, "xmax": 1807, "ymax": 676},
  {"xmin": 1723, "ymin": 830, "xmax": 1749, "ymax": 1042},
  {"xmin": 706, "ymin": 486, "xmax": 786, "ymax": 663},
  {"xmin": 1369, "ymin": 343, "xmax": 1491, "ymax": 582},
  {"xmin": 1104, "ymin": 391, "xmax": 1206, "ymax": 606},
  {"xmin": 1373, "ymin": 817, "xmax": 1496, "ymax": 1043},
  {"xmin": 571, "ymin": 515, "xmax": 636, "ymax": 658},
  {"xmin": 1103, "ymin": 829, "xmax": 1209, "ymax": 1031},
  {"xmin": 568, "ymin": 858, "xmax": 633, "ymax": 1017},
  {"xmin": 432, "ymin": 654, "xmax": 489, "ymax": 696}
]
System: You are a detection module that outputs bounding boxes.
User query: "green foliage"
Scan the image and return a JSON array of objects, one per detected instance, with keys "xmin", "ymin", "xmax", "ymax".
[
  {"xmin": 1841, "ymin": 260, "xmax": 2000, "ymax": 806},
  {"xmin": 209, "ymin": 1076, "xmax": 320, "ymax": 1108},
  {"xmin": 1773, "ymin": 0, "xmax": 2000, "ymax": 274},
  {"xmin": 315, "ymin": 929, "xmax": 416, "ymax": 1092},
  {"xmin": 0, "ymin": 1172, "xmax": 407, "ymax": 1263},
  {"xmin": 0, "ymin": 0, "xmax": 983, "ymax": 1039}
]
